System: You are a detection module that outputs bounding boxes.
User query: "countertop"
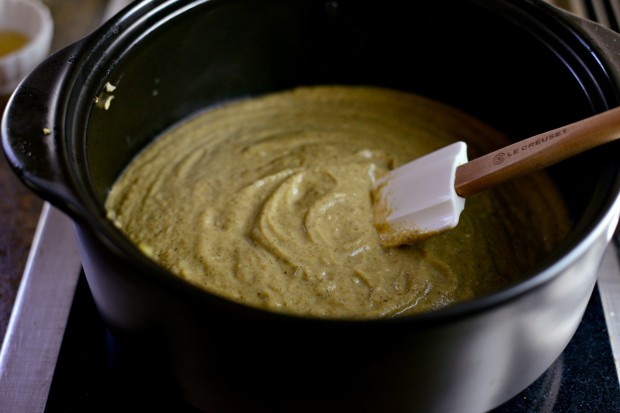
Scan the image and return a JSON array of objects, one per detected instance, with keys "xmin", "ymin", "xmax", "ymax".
[{"xmin": 0, "ymin": 0, "xmax": 118, "ymax": 345}]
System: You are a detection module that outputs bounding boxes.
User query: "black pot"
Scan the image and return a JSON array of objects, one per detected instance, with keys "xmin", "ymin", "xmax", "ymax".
[{"xmin": 3, "ymin": 1, "xmax": 620, "ymax": 412}]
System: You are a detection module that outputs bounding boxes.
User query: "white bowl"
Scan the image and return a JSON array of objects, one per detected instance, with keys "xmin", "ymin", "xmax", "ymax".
[{"xmin": 0, "ymin": 0, "xmax": 53, "ymax": 96}]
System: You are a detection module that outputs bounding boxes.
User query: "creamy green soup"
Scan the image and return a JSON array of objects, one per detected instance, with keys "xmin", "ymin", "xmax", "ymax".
[{"xmin": 106, "ymin": 86, "xmax": 570, "ymax": 319}]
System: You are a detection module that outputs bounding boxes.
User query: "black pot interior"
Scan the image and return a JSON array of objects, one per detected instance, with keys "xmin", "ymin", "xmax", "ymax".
[{"xmin": 73, "ymin": 0, "xmax": 619, "ymax": 271}]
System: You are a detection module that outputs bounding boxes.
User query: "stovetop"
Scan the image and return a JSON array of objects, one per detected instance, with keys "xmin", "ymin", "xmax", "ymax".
[
  {"xmin": 45, "ymin": 270, "xmax": 620, "ymax": 413},
  {"xmin": 0, "ymin": 204, "xmax": 618, "ymax": 412}
]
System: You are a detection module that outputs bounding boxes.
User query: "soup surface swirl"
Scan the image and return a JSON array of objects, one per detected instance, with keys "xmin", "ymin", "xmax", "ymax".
[{"xmin": 106, "ymin": 86, "xmax": 570, "ymax": 318}]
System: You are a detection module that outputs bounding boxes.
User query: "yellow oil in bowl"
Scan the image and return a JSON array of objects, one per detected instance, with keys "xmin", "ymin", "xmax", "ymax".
[{"xmin": 0, "ymin": 30, "xmax": 29, "ymax": 57}]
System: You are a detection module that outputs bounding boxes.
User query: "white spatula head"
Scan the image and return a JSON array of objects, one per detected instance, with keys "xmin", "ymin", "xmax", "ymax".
[{"xmin": 373, "ymin": 142, "xmax": 468, "ymax": 247}]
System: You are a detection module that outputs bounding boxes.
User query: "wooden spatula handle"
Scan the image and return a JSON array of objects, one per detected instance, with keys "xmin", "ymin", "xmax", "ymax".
[{"xmin": 455, "ymin": 106, "xmax": 620, "ymax": 198}]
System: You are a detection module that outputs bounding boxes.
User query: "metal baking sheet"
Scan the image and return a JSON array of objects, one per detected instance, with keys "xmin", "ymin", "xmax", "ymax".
[
  {"xmin": 598, "ymin": 239, "xmax": 620, "ymax": 385},
  {"xmin": 0, "ymin": 204, "xmax": 82, "ymax": 413}
]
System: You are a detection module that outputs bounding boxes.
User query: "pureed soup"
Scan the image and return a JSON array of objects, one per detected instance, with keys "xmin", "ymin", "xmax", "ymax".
[{"xmin": 105, "ymin": 86, "xmax": 571, "ymax": 319}]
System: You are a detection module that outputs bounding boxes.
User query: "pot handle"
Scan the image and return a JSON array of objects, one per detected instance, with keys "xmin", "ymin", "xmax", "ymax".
[{"xmin": 1, "ymin": 39, "xmax": 88, "ymax": 219}]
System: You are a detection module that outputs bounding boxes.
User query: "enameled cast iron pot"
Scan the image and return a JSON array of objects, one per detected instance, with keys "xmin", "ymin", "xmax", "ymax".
[{"xmin": 3, "ymin": 0, "xmax": 620, "ymax": 412}]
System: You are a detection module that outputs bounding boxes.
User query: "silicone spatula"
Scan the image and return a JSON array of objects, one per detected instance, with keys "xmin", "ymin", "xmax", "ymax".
[{"xmin": 373, "ymin": 106, "xmax": 620, "ymax": 247}]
